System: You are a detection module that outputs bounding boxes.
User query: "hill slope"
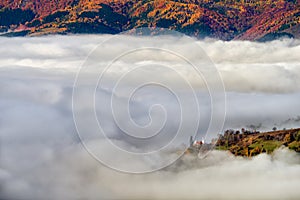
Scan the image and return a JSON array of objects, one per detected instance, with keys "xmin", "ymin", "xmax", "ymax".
[
  {"xmin": 216, "ymin": 128, "xmax": 300, "ymax": 157},
  {"xmin": 0, "ymin": 0, "xmax": 299, "ymax": 40}
]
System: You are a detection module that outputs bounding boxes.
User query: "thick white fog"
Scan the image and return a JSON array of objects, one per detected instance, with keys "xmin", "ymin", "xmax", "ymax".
[{"xmin": 0, "ymin": 35, "xmax": 300, "ymax": 199}]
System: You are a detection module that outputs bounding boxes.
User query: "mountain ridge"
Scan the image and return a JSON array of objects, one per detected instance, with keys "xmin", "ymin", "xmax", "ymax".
[{"xmin": 0, "ymin": 0, "xmax": 299, "ymax": 40}]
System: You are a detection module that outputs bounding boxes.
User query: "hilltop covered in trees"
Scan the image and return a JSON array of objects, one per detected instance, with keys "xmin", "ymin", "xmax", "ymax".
[{"xmin": 215, "ymin": 127, "xmax": 300, "ymax": 157}]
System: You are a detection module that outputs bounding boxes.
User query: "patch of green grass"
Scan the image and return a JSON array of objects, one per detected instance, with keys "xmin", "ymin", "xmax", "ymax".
[
  {"xmin": 288, "ymin": 141, "xmax": 300, "ymax": 151},
  {"xmin": 262, "ymin": 141, "xmax": 282, "ymax": 152},
  {"xmin": 215, "ymin": 146, "xmax": 228, "ymax": 151},
  {"xmin": 249, "ymin": 141, "xmax": 262, "ymax": 149},
  {"xmin": 250, "ymin": 140, "xmax": 282, "ymax": 153}
]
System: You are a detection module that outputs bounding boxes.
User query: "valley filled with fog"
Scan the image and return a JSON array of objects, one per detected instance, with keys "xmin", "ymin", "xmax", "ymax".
[{"xmin": 1, "ymin": 35, "xmax": 300, "ymax": 199}]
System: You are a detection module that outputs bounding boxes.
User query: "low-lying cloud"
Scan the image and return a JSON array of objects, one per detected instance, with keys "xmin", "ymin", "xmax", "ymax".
[{"xmin": 0, "ymin": 35, "xmax": 300, "ymax": 199}]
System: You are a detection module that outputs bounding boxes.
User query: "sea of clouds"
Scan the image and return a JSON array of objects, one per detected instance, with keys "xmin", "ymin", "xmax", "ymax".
[{"xmin": 0, "ymin": 35, "xmax": 300, "ymax": 199}]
